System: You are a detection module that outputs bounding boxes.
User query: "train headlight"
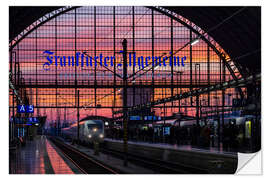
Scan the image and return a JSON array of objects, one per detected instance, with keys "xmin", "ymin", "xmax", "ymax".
[
  {"xmin": 99, "ymin": 134, "xmax": 104, "ymax": 138},
  {"xmin": 88, "ymin": 134, "xmax": 92, "ymax": 138},
  {"xmin": 93, "ymin": 128, "xmax": 97, "ymax": 132}
]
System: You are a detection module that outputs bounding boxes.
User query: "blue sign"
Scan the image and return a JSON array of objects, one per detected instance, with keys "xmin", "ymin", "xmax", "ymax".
[
  {"xmin": 130, "ymin": 116, "xmax": 160, "ymax": 121},
  {"xmin": 17, "ymin": 105, "xmax": 34, "ymax": 113},
  {"xmin": 231, "ymin": 111, "xmax": 241, "ymax": 117},
  {"xmin": 163, "ymin": 127, "xmax": 170, "ymax": 136},
  {"xmin": 26, "ymin": 105, "xmax": 34, "ymax": 113},
  {"xmin": 13, "ymin": 117, "xmax": 39, "ymax": 125},
  {"xmin": 130, "ymin": 116, "xmax": 141, "ymax": 120},
  {"xmin": 144, "ymin": 116, "xmax": 159, "ymax": 121},
  {"xmin": 14, "ymin": 117, "xmax": 25, "ymax": 124},
  {"xmin": 17, "ymin": 105, "xmax": 26, "ymax": 113},
  {"xmin": 28, "ymin": 117, "xmax": 39, "ymax": 124}
]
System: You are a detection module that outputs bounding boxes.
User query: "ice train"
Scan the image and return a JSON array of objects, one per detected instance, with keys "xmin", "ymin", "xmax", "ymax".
[{"xmin": 62, "ymin": 116, "xmax": 107, "ymax": 144}]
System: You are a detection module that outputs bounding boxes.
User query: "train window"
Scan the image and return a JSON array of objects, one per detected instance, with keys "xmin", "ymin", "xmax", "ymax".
[{"xmin": 88, "ymin": 124, "xmax": 102, "ymax": 129}]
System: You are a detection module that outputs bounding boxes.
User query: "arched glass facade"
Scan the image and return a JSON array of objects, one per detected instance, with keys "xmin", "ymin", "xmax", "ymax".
[{"xmin": 9, "ymin": 6, "xmax": 245, "ymax": 125}]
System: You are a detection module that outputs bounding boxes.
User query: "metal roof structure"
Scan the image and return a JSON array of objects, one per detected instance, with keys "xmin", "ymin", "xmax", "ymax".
[{"xmin": 9, "ymin": 6, "xmax": 261, "ymax": 74}]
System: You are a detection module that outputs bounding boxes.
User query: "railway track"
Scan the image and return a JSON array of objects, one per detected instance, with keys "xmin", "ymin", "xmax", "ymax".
[
  {"xmin": 49, "ymin": 138, "xmax": 119, "ymax": 174},
  {"xmin": 51, "ymin": 137, "xmax": 208, "ymax": 174}
]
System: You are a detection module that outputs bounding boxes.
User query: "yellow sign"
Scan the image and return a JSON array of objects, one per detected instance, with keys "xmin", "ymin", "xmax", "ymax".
[{"xmin": 245, "ymin": 121, "xmax": 251, "ymax": 138}]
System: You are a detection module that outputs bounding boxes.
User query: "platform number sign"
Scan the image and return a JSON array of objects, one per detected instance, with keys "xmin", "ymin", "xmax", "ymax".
[
  {"xmin": 17, "ymin": 105, "xmax": 25, "ymax": 113},
  {"xmin": 17, "ymin": 105, "xmax": 34, "ymax": 113},
  {"xmin": 27, "ymin": 105, "xmax": 34, "ymax": 113}
]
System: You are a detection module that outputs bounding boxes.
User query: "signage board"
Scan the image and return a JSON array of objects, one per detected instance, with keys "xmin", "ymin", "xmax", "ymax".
[
  {"xmin": 17, "ymin": 105, "xmax": 34, "ymax": 113},
  {"xmin": 130, "ymin": 116, "xmax": 141, "ymax": 120}
]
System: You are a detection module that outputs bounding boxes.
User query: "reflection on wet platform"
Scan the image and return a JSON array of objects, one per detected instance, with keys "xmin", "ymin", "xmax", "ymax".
[
  {"xmin": 9, "ymin": 136, "xmax": 74, "ymax": 174},
  {"xmin": 46, "ymin": 138, "xmax": 74, "ymax": 174}
]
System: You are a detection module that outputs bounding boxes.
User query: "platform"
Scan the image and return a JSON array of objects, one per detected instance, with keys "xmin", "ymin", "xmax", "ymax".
[
  {"xmin": 104, "ymin": 138, "xmax": 238, "ymax": 173},
  {"xmin": 9, "ymin": 136, "xmax": 81, "ymax": 174},
  {"xmin": 105, "ymin": 138, "xmax": 237, "ymax": 156}
]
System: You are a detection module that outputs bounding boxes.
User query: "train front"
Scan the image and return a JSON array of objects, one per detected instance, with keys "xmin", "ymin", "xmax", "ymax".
[{"xmin": 86, "ymin": 120, "xmax": 105, "ymax": 143}]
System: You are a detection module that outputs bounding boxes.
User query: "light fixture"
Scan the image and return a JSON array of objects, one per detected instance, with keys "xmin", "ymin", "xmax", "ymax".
[{"xmin": 191, "ymin": 39, "xmax": 199, "ymax": 46}]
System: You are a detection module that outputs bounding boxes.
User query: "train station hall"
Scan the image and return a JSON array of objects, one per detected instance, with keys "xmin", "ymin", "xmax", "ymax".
[{"xmin": 8, "ymin": 5, "xmax": 261, "ymax": 174}]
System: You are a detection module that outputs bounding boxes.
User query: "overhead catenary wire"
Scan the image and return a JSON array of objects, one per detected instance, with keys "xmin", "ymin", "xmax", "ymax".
[{"xmin": 127, "ymin": 7, "xmax": 247, "ymax": 81}]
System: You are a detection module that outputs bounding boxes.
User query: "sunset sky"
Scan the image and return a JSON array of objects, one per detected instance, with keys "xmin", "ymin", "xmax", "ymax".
[{"xmin": 10, "ymin": 6, "xmax": 240, "ymax": 125}]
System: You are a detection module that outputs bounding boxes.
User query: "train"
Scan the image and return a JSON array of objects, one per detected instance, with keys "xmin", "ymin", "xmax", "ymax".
[
  {"xmin": 62, "ymin": 116, "xmax": 105, "ymax": 144},
  {"xmin": 151, "ymin": 114, "xmax": 259, "ymax": 148},
  {"xmin": 172, "ymin": 114, "xmax": 258, "ymax": 132},
  {"xmin": 171, "ymin": 114, "xmax": 260, "ymax": 147}
]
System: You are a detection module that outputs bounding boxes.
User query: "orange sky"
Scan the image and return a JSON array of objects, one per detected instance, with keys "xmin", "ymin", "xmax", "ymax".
[{"xmin": 10, "ymin": 6, "xmax": 236, "ymax": 124}]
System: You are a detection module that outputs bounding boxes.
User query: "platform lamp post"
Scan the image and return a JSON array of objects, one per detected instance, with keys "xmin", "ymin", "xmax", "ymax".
[
  {"xmin": 199, "ymin": 99, "xmax": 203, "ymax": 122},
  {"xmin": 122, "ymin": 39, "xmax": 128, "ymax": 167},
  {"xmin": 152, "ymin": 110, "xmax": 155, "ymax": 143},
  {"xmin": 176, "ymin": 71, "xmax": 183, "ymax": 113},
  {"xmin": 196, "ymin": 95, "xmax": 200, "ymax": 126},
  {"xmin": 76, "ymin": 89, "xmax": 80, "ymax": 144},
  {"xmin": 214, "ymin": 96, "xmax": 220, "ymax": 149},
  {"xmin": 195, "ymin": 63, "xmax": 200, "ymax": 85},
  {"xmin": 228, "ymin": 93, "xmax": 232, "ymax": 109},
  {"xmin": 201, "ymin": 98, "xmax": 207, "ymax": 126}
]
